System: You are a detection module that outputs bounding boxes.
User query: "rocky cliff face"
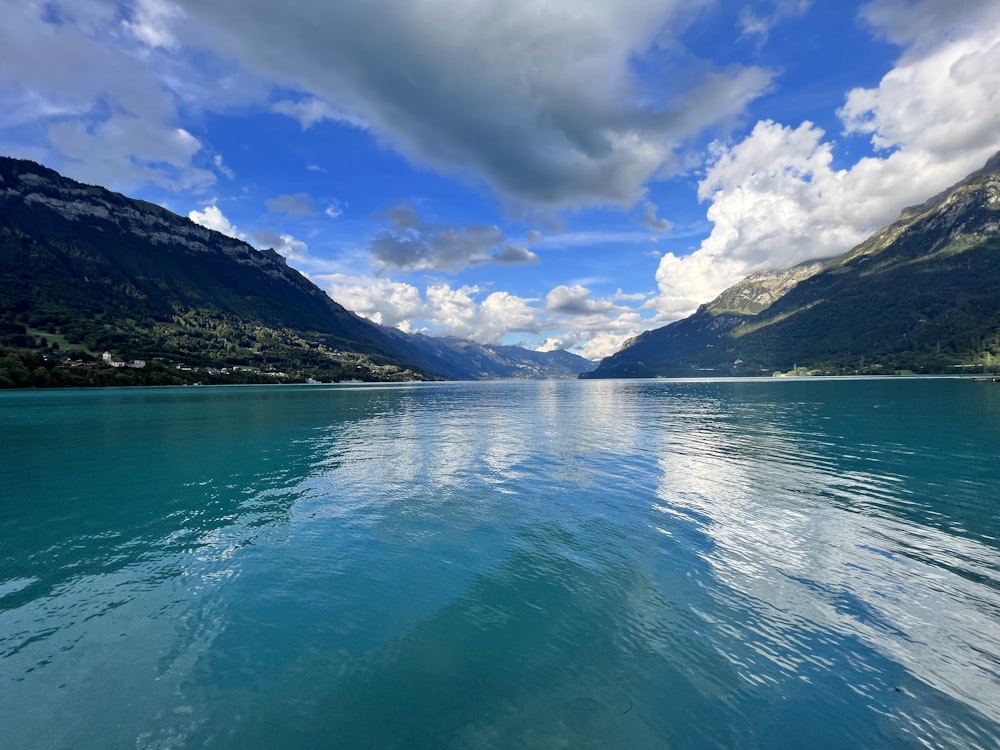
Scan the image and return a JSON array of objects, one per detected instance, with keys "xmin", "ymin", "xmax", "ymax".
[
  {"xmin": 1, "ymin": 160, "xmax": 314, "ymax": 288},
  {"xmin": 705, "ymin": 260, "xmax": 830, "ymax": 316}
]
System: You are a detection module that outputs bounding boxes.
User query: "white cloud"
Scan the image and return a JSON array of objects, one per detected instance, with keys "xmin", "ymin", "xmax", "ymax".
[
  {"xmin": 650, "ymin": 4, "xmax": 1000, "ymax": 322},
  {"xmin": 212, "ymin": 153, "xmax": 234, "ymax": 179},
  {"xmin": 652, "ymin": 250, "xmax": 746, "ymax": 320},
  {"xmin": 535, "ymin": 337, "xmax": 567, "ymax": 353},
  {"xmin": 319, "ymin": 275, "xmax": 541, "ymax": 342},
  {"xmin": 423, "ymin": 284, "xmax": 483, "ymax": 338},
  {"xmin": 251, "ymin": 229, "xmax": 309, "ymax": 262},
  {"xmin": 576, "ymin": 330, "xmax": 641, "ymax": 362},
  {"xmin": 544, "ymin": 285, "xmax": 645, "ymax": 359},
  {"xmin": 321, "ymin": 275, "xmax": 428, "ymax": 330},
  {"xmin": 121, "ymin": 0, "xmax": 184, "ymax": 50},
  {"xmin": 615, "ymin": 288, "xmax": 649, "ymax": 302},
  {"xmin": 188, "ymin": 204, "xmax": 242, "ymax": 238},
  {"xmin": 541, "ymin": 285, "xmax": 645, "ymax": 359},
  {"xmin": 314, "ymin": 274, "xmax": 645, "ymax": 358},
  {"xmin": 546, "ymin": 285, "xmax": 619, "ymax": 315},
  {"xmin": 478, "ymin": 292, "xmax": 541, "ymax": 342},
  {"xmin": 188, "ymin": 203, "xmax": 310, "ymax": 261},
  {"xmin": 172, "ymin": 0, "xmax": 772, "ymax": 209},
  {"xmin": 840, "ymin": 17, "xmax": 1000, "ymax": 160},
  {"xmin": 418, "ymin": 285, "xmax": 541, "ymax": 343}
]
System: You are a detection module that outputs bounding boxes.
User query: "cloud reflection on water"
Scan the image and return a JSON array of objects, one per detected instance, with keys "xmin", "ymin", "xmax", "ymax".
[{"xmin": 641, "ymin": 380, "xmax": 1000, "ymax": 738}]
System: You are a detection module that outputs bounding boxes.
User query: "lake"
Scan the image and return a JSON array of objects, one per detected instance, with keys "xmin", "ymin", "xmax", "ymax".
[{"xmin": 1, "ymin": 378, "xmax": 999, "ymax": 749}]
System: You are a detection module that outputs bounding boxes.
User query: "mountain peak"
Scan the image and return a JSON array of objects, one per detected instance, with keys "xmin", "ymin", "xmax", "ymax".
[
  {"xmin": 975, "ymin": 149, "xmax": 1000, "ymax": 176},
  {"xmin": 704, "ymin": 259, "xmax": 830, "ymax": 316},
  {"xmin": 585, "ymin": 151, "xmax": 1000, "ymax": 379}
]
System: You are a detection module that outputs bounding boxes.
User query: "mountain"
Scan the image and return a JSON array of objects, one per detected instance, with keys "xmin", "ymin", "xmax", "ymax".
[
  {"xmin": 584, "ymin": 152, "xmax": 1000, "ymax": 378},
  {"xmin": 703, "ymin": 259, "xmax": 830, "ymax": 316},
  {"xmin": 0, "ymin": 156, "xmax": 591, "ymax": 386},
  {"xmin": 369, "ymin": 330, "xmax": 594, "ymax": 380},
  {"xmin": 433, "ymin": 337, "xmax": 595, "ymax": 379}
]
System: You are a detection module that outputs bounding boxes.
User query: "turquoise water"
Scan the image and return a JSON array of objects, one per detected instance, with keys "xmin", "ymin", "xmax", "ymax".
[{"xmin": 1, "ymin": 378, "xmax": 999, "ymax": 749}]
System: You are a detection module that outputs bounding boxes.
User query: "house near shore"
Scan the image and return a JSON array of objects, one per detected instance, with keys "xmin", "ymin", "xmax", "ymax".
[{"xmin": 102, "ymin": 351, "xmax": 146, "ymax": 369}]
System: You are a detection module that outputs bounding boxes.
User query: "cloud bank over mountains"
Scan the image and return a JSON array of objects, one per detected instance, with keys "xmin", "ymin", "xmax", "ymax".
[
  {"xmin": 651, "ymin": 0, "xmax": 1000, "ymax": 321},
  {"xmin": 1, "ymin": 0, "xmax": 998, "ymax": 359}
]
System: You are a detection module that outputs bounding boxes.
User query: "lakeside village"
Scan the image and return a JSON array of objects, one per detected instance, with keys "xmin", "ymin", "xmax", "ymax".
[
  {"xmin": 95, "ymin": 351, "xmax": 291, "ymax": 379},
  {"xmin": 0, "ymin": 342, "xmax": 425, "ymax": 387},
  {"xmin": 0, "ymin": 348, "xmax": 307, "ymax": 388}
]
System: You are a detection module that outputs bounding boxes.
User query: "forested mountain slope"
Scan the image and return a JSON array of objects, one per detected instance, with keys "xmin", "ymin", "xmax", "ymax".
[
  {"xmin": 584, "ymin": 152, "xmax": 1000, "ymax": 378},
  {"xmin": 0, "ymin": 156, "xmax": 591, "ymax": 386}
]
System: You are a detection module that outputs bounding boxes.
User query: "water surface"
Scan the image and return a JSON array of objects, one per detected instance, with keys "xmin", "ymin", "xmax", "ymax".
[{"xmin": 1, "ymin": 379, "xmax": 999, "ymax": 748}]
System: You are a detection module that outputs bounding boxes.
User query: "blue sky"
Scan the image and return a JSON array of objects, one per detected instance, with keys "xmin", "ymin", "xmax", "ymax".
[{"xmin": 2, "ymin": 0, "xmax": 999, "ymax": 359}]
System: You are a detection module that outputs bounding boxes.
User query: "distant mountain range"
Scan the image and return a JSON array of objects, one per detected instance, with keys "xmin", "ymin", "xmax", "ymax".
[
  {"xmin": 584, "ymin": 152, "xmax": 1000, "ymax": 378},
  {"xmin": 0, "ymin": 156, "xmax": 593, "ymax": 387}
]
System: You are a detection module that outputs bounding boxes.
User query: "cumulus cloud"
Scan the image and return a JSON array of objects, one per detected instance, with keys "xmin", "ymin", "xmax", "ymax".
[
  {"xmin": 543, "ymin": 285, "xmax": 644, "ymax": 359},
  {"xmin": 317, "ymin": 276, "xmax": 499, "ymax": 338},
  {"xmin": 575, "ymin": 330, "xmax": 642, "ymax": 362},
  {"xmin": 189, "ymin": 203, "xmax": 309, "ymax": 260},
  {"xmin": 650, "ymin": 2, "xmax": 1000, "ymax": 322},
  {"xmin": 251, "ymin": 229, "xmax": 309, "ymax": 262},
  {"xmin": 840, "ymin": 7, "xmax": 1000, "ymax": 159},
  {"xmin": 172, "ymin": 0, "xmax": 772, "ymax": 209},
  {"xmin": 321, "ymin": 275, "xmax": 428, "ymax": 330},
  {"xmin": 49, "ymin": 116, "xmax": 215, "ymax": 191},
  {"xmin": 188, "ymin": 204, "xmax": 242, "ymax": 238},
  {"xmin": 315, "ymin": 274, "xmax": 643, "ymax": 358},
  {"xmin": 369, "ymin": 203, "xmax": 540, "ymax": 273},
  {"xmin": 546, "ymin": 285, "xmax": 619, "ymax": 315}
]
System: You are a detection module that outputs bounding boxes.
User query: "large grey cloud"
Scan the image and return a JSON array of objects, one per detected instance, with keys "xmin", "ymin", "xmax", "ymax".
[
  {"xmin": 170, "ymin": 0, "xmax": 773, "ymax": 209},
  {"xmin": 369, "ymin": 203, "xmax": 539, "ymax": 273},
  {"xmin": 859, "ymin": 0, "xmax": 995, "ymax": 51}
]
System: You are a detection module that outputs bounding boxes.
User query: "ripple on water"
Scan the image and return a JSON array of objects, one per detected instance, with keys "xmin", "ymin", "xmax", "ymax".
[{"xmin": 2, "ymin": 380, "xmax": 999, "ymax": 749}]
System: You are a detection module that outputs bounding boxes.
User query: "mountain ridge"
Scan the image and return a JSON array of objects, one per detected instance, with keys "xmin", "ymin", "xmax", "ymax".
[
  {"xmin": 584, "ymin": 151, "xmax": 1000, "ymax": 378},
  {"xmin": 0, "ymin": 155, "xmax": 592, "ymax": 386}
]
